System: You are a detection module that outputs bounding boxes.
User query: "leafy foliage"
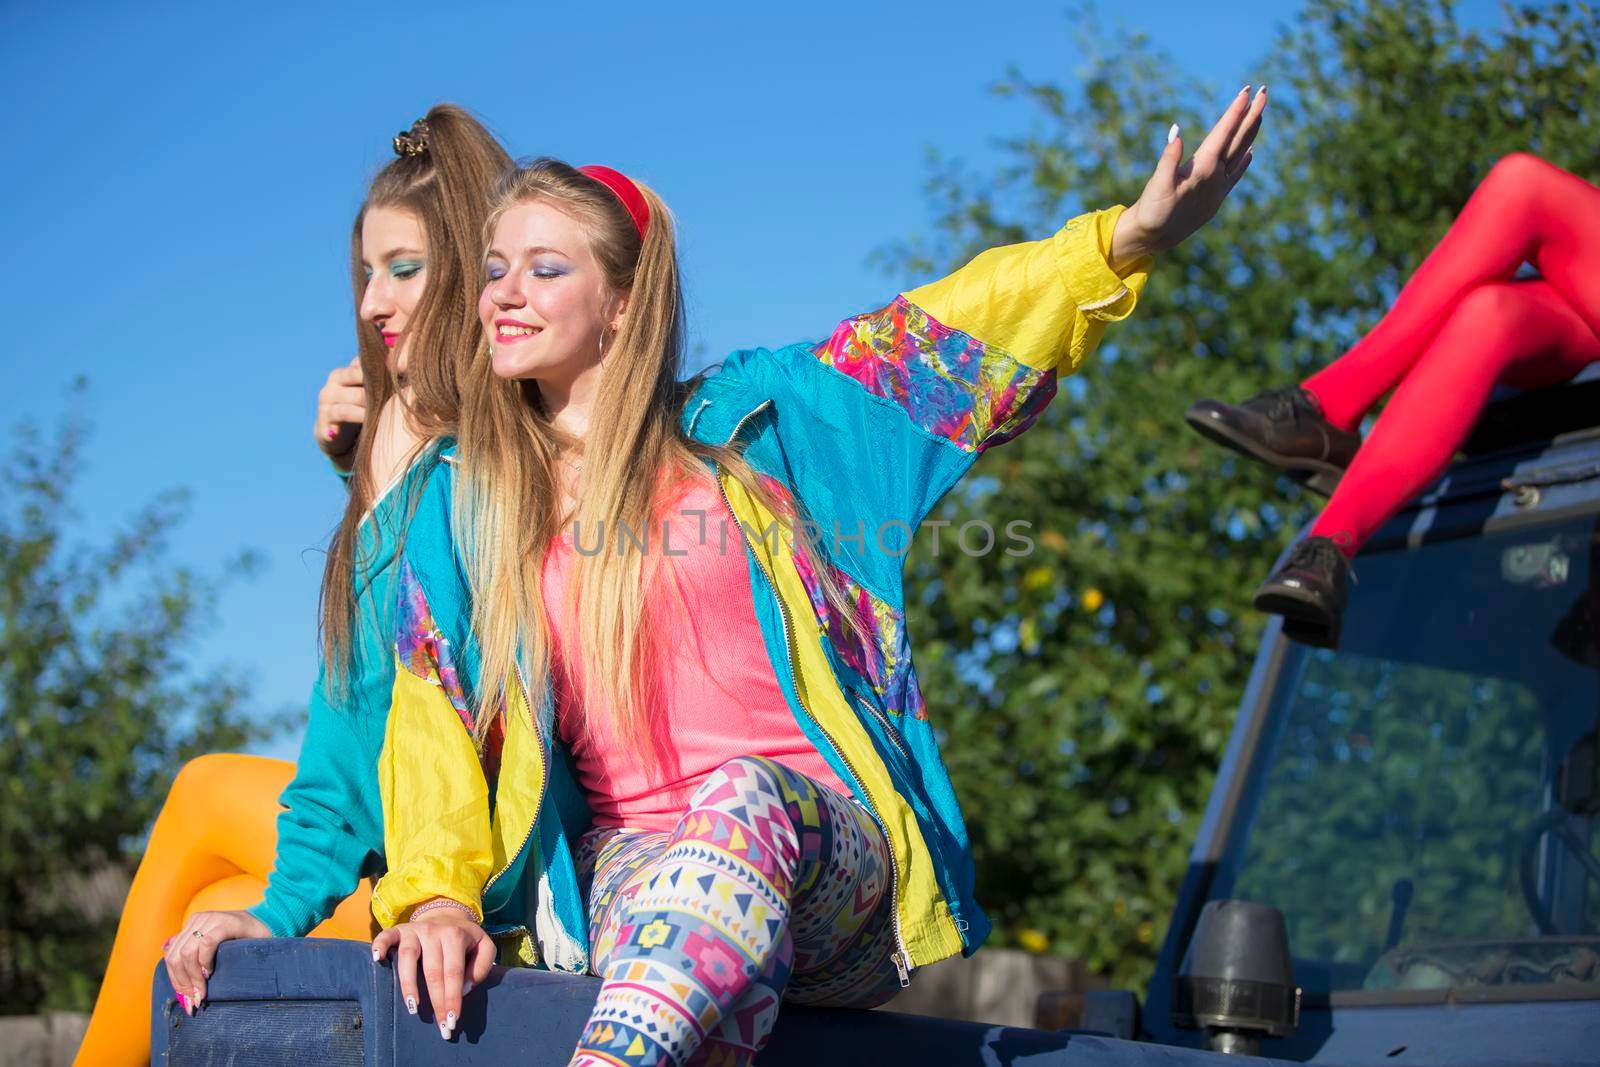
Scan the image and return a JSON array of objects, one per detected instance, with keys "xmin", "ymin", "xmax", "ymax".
[
  {"xmin": 0, "ymin": 383, "xmax": 278, "ymax": 1013},
  {"xmin": 1235, "ymin": 652, "xmax": 1545, "ymax": 975},
  {"xmin": 892, "ymin": 0, "xmax": 1600, "ymax": 988}
]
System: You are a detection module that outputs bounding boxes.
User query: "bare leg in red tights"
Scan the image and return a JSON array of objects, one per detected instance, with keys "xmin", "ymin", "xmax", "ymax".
[
  {"xmin": 1309, "ymin": 278, "xmax": 1600, "ymax": 552},
  {"xmin": 1303, "ymin": 152, "xmax": 1600, "ymax": 440},
  {"xmin": 1186, "ymin": 153, "xmax": 1600, "ymax": 644}
]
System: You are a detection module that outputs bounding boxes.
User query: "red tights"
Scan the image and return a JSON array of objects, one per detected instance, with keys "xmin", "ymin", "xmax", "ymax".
[{"xmin": 1302, "ymin": 153, "xmax": 1600, "ymax": 557}]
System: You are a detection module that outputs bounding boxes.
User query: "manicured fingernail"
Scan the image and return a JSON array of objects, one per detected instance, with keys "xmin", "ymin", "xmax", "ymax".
[
  {"xmin": 372, "ymin": 949, "xmax": 381, "ymax": 963},
  {"xmin": 439, "ymin": 1022, "xmax": 451, "ymax": 1040},
  {"xmin": 405, "ymin": 995, "xmax": 418, "ymax": 1015},
  {"xmin": 446, "ymin": 1010, "xmax": 457, "ymax": 1031},
  {"xmin": 1167, "ymin": 123, "xmax": 1180, "ymax": 144},
  {"xmin": 1256, "ymin": 84, "xmax": 1267, "ymax": 97},
  {"xmin": 176, "ymin": 992, "xmax": 189, "ymax": 1012},
  {"xmin": 326, "ymin": 426, "xmax": 338, "ymax": 439},
  {"xmin": 1241, "ymin": 85, "xmax": 1251, "ymax": 95},
  {"xmin": 200, "ymin": 967, "xmax": 210, "ymax": 980},
  {"xmin": 462, "ymin": 979, "xmax": 474, "ymax": 996}
]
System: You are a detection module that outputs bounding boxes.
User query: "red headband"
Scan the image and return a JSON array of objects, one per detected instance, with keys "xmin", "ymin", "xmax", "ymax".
[{"xmin": 578, "ymin": 164, "xmax": 650, "ymax": 240}]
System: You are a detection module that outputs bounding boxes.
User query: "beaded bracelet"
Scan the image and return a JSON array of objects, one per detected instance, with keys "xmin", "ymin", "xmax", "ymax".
[{"xmin": 410, "ymin": 897, "xmax": 477, "ymax": 923}]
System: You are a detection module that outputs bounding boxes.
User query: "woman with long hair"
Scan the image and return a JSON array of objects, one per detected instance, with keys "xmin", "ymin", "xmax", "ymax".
[
  {"xmin": 367, "ymin": 90, "xmax": 1265, "ymax": 1058},
  {"xmin": 1186, "ymin": 153, "xmax": 1600, "ymax": 646},
  {"xmin": 77, "ymin": 103, "xmax": 511, "ymax": 1064}
]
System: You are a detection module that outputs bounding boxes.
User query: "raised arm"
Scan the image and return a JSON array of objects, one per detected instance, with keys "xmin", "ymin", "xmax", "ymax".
[{"xmin": 710, "ymin": 89, "xmax": 1266, "ymax": 597}]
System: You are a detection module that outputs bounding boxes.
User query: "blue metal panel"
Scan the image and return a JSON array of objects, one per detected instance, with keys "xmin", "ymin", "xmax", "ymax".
[
  {"xmin": 152, "ymin": 939, "xmax": 1308, "ymax": 1066},
  {"xmin": 152, "ymin": 938, "xmax": 389, "ymax": 1065},
  {"xmin": 1271, "ymin": 1001, "xmax": 1600, "ymax": 1067}
]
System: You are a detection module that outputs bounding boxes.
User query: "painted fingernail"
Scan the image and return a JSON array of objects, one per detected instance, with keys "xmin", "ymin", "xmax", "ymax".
[
  {"xmin": 1241, "ymin": 85, "xmax": 1251, "ymax": 95},
  {"xmin": 200, "ymin": 967, "xmax": 211, "ymax": 980},
  {"xmin": 372, "ymin": 948, "xmax": 381, "ymax": 963},
  {"xmin": 176, "ymin": 992, "xmax": 189, "ymax": 1012},
  {"xmin": 1167, "ymin": 123, "xmax": 1180, "ymax": 144},
  {"xmin": 326, "ymin": 426, "xmax": 338, "ymax": 439},
  {"xmin": 405, "ymin": 995, "xmax": 418, "ymax": 1015},
  {"xmin": 447, "ymin": 1010, "xmax": 457, "ymax": 1031},
  {"xmin": 1256, "ymin": 84, "xmax": 1267, "ymax": 96},
  {"xmin": 462, "ymin": 979, "xmax": 474, "ymax": 996},
  {"xmin": 439, "ymin": 1022, "xmax": 451, "ymax": 1040}
]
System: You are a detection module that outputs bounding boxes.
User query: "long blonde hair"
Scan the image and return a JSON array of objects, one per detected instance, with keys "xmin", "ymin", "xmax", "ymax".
[
  {"xmin": 455, "ymin": 158, "xmax": 864, "ymax": 760},
  {"xmin": 321, "ymin": 104, "xmax": 512, "ymax": 691}
]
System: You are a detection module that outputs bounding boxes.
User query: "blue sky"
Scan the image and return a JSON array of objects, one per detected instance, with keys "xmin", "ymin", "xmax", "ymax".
[{"xmin": 1, "ymin": 0, "xmax": 1507, "ymax": 757}]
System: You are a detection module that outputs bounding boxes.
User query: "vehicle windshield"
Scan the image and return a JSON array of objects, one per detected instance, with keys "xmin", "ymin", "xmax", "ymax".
[{"xmin": 1208, "ymin": 513, "xmax": 1600, "ymax": 998}]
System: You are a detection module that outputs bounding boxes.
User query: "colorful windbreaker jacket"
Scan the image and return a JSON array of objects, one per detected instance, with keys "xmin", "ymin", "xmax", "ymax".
[
  {"xmin": 245, "ymin": 448, "xmax": 444, "ymax": 938},
  {"xmin": 371, "ymin": 206, "xmax": 1153, "ymax": 976}
]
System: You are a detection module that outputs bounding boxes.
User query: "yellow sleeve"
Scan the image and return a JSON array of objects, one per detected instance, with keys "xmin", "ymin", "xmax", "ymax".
[
  {"xmin": 901, "ymin": 204, "xmax": 1153, "ymax": 374},
  {"xmin": 370, "ymin": 662, "xmax": 494, "ymax": 927}
]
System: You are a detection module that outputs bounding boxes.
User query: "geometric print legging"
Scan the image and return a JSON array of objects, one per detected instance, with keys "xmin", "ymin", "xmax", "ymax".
[{"xmin": 570, "ymin": 755, "xmax": 909, "ymax": 1067}]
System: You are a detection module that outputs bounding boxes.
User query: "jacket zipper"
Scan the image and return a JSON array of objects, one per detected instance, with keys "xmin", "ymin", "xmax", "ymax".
[
  {"xmin": 716, "ymin": 465, "xmax": 912, "ymax": 986},
  {"xmin": 482, "ymin": 661, "xmax": 550, "ymax": 912},
  {"xmin": 722, "ymin": 398, "xmax": 772, "ymax": 444},
  {"xmin": 854, "ymin": 693, "xmax": 911, "ymax": 763}
]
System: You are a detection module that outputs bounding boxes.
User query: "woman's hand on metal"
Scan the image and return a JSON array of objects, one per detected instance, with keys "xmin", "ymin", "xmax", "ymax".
[{"xmin": 162, "ymin": 909, "xmax": 271, "ymax": 1015}]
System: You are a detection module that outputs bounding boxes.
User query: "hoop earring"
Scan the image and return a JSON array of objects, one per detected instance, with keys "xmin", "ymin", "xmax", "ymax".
[{"xmin": 598, "ymin": 327, "xmax": 610, "ymax": 365}]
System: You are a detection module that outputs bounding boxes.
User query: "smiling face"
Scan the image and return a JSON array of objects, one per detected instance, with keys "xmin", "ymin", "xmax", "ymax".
[
  {"xmin": 358, "ymin": 206, "xmax": 428, "ymax": 375},
  {"xmin": 479, "ymin": 200, "xmax": 626, "ymax": 383}
]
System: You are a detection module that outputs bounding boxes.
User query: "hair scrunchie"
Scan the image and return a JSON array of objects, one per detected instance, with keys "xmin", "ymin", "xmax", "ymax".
[{"xmin": 393, "ymin": 118, "xmax": 431, "ymax": 159}]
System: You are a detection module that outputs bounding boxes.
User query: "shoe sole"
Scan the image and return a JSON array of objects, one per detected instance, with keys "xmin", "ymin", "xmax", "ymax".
[
  {"xmin": 1254, "ymin": 586, "xmax": 1342, "ymax": 648},
  {"xmin": 1184, "ymin": 408, "xmax": 1344, "ymax": 499}
]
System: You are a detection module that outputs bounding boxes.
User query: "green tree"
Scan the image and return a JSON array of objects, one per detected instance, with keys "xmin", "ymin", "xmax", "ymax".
[
  {"xmin": 0, "ymin": 386, "xmax": 278, "ymax": 1013},
  {"xmin": 892, "ymin": 0, "xmax": 1600, "ymax": 988}
]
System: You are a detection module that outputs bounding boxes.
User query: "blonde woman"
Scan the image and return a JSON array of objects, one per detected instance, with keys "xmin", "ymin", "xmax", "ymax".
[{"xmin": 373, "ymin": 90, "xmax": 1265, "ymax": 1061}]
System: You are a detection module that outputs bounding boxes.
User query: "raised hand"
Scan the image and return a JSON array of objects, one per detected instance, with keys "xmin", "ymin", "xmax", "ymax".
[
  {"xmin": 315, "ymin": 356, "xmax": 366, "ymax": 469},
  {"xmin": 1111, "ymin": 85, "xmax": 1267, "ymax": 268}
]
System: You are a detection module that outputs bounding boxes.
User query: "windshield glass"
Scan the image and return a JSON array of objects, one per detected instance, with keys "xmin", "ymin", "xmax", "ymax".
[{"xmin": 1209, "ymin": 513, "xmax": 1600, "ymax": 997}]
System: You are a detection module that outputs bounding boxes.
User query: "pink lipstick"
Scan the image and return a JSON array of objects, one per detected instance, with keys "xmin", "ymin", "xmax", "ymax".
[{"xmin": 494, "ymin": 318, "xmax": 539, "ymax": 344}]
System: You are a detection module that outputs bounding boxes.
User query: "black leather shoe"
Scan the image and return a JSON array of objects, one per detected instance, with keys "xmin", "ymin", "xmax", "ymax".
[
  {"xmin": 1185, "ymin": 386, "xmax": 1362, "ymax": 497},
  {"xmin": 1253, "ymin": 536, "xmax": 1351, "ymax": 648}
]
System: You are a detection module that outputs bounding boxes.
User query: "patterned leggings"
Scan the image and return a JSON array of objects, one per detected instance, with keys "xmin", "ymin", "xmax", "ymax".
[{"xmin": 571, "ymin": 756, "xmax": 907, "ymax": 1067}]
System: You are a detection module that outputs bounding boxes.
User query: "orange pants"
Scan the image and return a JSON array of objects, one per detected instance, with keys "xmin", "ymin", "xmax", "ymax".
[{"xmin": 76, "ymin": 754, "xmax": 374, "ymax": 1066}]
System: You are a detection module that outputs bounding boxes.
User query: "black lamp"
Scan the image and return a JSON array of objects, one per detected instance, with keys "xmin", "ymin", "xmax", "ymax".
[{"xmin": 1172, "ymin": 899, "xmax": 1301, "ymax": 1056}]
